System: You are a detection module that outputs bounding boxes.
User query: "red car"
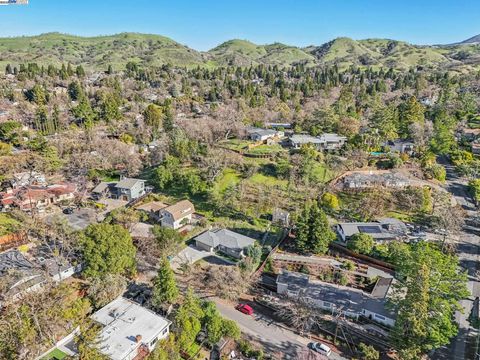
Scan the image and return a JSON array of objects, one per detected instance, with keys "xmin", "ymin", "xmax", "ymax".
[{"xmin": 236, "ymin": 303, "xmax": 254, "ymax": 315}]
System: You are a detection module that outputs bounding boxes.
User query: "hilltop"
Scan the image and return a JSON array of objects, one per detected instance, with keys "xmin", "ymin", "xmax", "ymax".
[{"xmin": 0, "ymin": 32, "xmax": 479, "ymax": 71}]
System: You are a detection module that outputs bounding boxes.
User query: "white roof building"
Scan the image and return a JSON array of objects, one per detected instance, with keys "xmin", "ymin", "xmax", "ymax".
[{"xmin": 92, "ymin": 297, "xmax": 171, "ymax": 360}]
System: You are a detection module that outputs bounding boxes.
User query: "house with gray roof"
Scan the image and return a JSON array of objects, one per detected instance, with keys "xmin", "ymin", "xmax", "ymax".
[
  {"xmin": 194, "ymin": 229, "xmax": 256, "ymax": 259},
  {"xmin": 276, "ymin": 271, "xmax": 395, "ymax": 327},
  {"xmin": 91, "ymin": 177, "xmax": 146, "ymax": 202},
  {"xmin": 336, "ymin": 218, "xmax": 408, "ymax": 244},
  {"xmin": 247, "ymin": 127, "xmax": 284, "ymax": 142},
  {"xmin": 288, "ymin": 133, "xmax": 347, "ymax": 151}
]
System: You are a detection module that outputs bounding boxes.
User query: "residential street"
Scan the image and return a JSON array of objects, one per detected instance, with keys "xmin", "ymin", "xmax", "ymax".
[
  {"xmin": 435, "ymin": 157, "xmax": 480, "ymax": 360},
  {"xmin": 213, "ymin": 299, "xmax": 347, "ymax": 360}
]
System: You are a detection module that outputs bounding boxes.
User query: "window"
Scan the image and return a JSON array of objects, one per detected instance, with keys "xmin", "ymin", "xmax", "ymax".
[
  {"xmin": 150, "ymin": 337, "xmax": 158, "ymax": 347},
  {"xmin": 161, "ymin": 328, "xmax": 168, "ymax": 335},
  {"xmin": 375, "ymin": 314, "xmax": 386, "ymax": 321}
]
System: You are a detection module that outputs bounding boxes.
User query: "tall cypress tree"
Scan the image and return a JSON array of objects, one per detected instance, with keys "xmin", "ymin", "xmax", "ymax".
[
  {"xmin": 152, "ymin": 257, "xmax": 179, "ymax": 307},
  {"xmin": 295, "ymin": 201, "xmax": 336, "ymax": 254}
]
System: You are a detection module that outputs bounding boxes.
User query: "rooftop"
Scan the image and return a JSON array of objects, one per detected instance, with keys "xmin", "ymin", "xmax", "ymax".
[
  {"xmin": 195, "ymin": 229, "xmax": 256, "ymax": 249},
  {"xmin": 277, "ymin": 271, "xmax": 395, "ymax": 319},
  {"xmin": 115, "ymin": 178, "xmax": 145, "ymax": 190},
  {"xmin": 92, "ymin": 297, "xmax": 171, "ymax": 360},
  {"xmin": 161, "ymin": 199, "xmax": 195, "ymax": 221}
]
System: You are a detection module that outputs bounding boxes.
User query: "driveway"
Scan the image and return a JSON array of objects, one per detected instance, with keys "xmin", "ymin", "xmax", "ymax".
[
  {"xmin": 61, "ymin": 208, "xmax": 98, "ymax": 230},
  {"xmin": 171, "ymin": 245, "xmax": 211, "ymax": 270},
  {"xmin": 213, "ymin": 299, "xmax": 347, "ymax": 360}
]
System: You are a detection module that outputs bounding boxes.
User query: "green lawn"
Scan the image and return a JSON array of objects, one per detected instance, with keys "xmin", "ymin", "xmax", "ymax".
[
  {"xmin": 213, "ymin": 168, "xmax": 241, "ymax": 195},
  {"xmin": 0, "ymin": 213, "xmax": 21, "ymax": 237},
  {"xmin": 218, "ymin": 139, "xmax": 252, "ymax": 152},
  {"xmin": 41, "ymin": 348, "xmax": 68, "ymax": 360},
  {"xmin": 248, "ymin": 173, "xmax": 288, "ymax": 189},
  {"xmin": 245, "ymin": 144, "xmax": 285, "ymax": 156},
  {"xmin": 311, "ymin": 162, "xmax": 336, "ymax": 183}
]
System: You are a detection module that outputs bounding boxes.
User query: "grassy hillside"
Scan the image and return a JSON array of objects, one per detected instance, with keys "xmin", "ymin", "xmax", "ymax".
[
  {"xmin": 0, "ymin": 32, "xmax": 479, "ymax": 71},
  {"xmin": 208, "ymin": 39, "xmax": 315, "ymax": 66},
  {"xmin": 0, "ymin": 32, "xmax": 206, "ymax": 70}
]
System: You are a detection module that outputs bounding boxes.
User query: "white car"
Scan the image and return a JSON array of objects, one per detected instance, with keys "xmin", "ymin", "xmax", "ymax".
[{"xmin": 308, "ymin": 342, "xmax": 332, "ymax": 357}]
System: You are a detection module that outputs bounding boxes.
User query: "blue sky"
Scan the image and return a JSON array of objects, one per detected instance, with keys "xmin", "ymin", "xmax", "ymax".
[{"xmin": 0, "ymin": 0, "xmax": 479, "ymax": 50}]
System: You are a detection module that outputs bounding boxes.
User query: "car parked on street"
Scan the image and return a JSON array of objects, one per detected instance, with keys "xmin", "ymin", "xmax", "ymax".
[
  {"xmin": 235, "ymin": 303, "xmax": 254, "ymax": 315},
  {"xmin": 308, "ymin": 342, "xmax": 332, "ymax": 357}
]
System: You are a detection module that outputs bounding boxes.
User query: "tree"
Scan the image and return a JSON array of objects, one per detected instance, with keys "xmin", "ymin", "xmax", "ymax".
[
  {"xmin": 144, "ymin": 104, "xmax": 164, "ymax": 132},
  {"xmin": 87, "ymin": 274, "xmax": 127, "ymax": 309},
  {"xmin": 79, "ymin": 223, "xmax": 136, "ymax": 278},
  {"xmin": 175, "ymin": 288, "xmax": 204, "ymax": 350},
  {"xmin": 68, "ymin": 81, "xmax": 84, "ymax": 101},
  {"xmin": 151, "ymin": 225, "xmax": 184, "ymax": 258},
  {"xmin": 76, "ymin": 65, "xmax": 86, "ymax": 78},
  {"xmin": 152, "ymin": 257, "xmax": 179, "ymax": 307},
  {"xmin": 202, "ymin": 301, "xmax": 240, "ymax": 344},
  {"xmin": 358, "ymin": 343, "xmax": 379, "ymax": 360},
  {"xmin": 75, "ymin": 320, "xmax": 107, "ymax": 360},
  {"xmin": 399, "ymin": 96, "xmax": 425, "ymax": 138},
  {"xmin": 390, "ymin": 243, "xmax": 469, "ymax": 358},
  {"xmin": 320, "ymin": 192, "xmax": 339, "ymax": 211},
  {"xmin": 149, "ymin": 334, "xmax": 182, "ymax": 360},
  {"xmin": 347, "ymin": 233, "xmax": 374, "ymax": 255},
  {"xmin": 295, "ymin": 201, "xmax": 336, "ymax": 254},
  {"xmin": 71, "ymin": 95, "xmax": 96, "ymax": 127}
]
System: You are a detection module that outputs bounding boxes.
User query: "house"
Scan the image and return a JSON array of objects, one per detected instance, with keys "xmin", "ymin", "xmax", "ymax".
[
  {"xmin": 247, "ymin": 127, "xmax": 284, "ymax": 142},
  {"xmin": 194, "ymin": 229, "xmax": 256, "ymax": 259},
  {"xmin": 265, "ymin": 122, "xmax": 293, "ymax": 129},
  {"xmin": 288, "ymin": 133, "xmax": 347, "ymax": 151},
  {"xmin": 383, "ymin": 140, "xmax": 415, "ymax": 155},
  {"xmin": 91, "ymin": 297, "xmax": 171, "ymax": 360},
  {"xmin": 159, "ymin": 200, "xmax": 195, "ymax": 230},
  {"xmin": 136, "ymin": 201, "xmax": 168, "ymax": 218},
  {"xmin": 276, "ymin": 271, "xmax": 396, "ymax": 327},
  {"xmin": 38, "ymin": 297, "xmax": 171, "ymax": 360},
  {"xmin": 10, "ymin": 171, "xmax": 46, "ymax": 188},
  {"xmin": 272, "ymin": 208, "xmax": 290, "ymax": 227},
  {"xmin": 91, "ymin": 177, "xmax": 146, "ymax": 202},
  {"xmin": 0, "ymin": 183, "xmax": 76, "ymax": 212},
  {"xmin": 114, "ymin": 177, "xmax": 146, "ymax": 202},
  {"xmin": 0, "ymin": 249, "xmax": 80, "ymax": 302},
  {"xmin": 336, "ymin": 218, "xmax": 408, "ymax": 244},
  {"xmin": 288, "ymin": 134, "xmax": 324, "ymax": 149},
  {"xmin": 342, "ymin": 172, "xmax": 410, "ymax": 190}
]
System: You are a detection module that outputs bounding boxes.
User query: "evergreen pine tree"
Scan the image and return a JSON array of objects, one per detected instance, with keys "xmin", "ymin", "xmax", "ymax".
[{"xmin": 152, "ymin": 257, "xmax": 179, "ymax": 307}]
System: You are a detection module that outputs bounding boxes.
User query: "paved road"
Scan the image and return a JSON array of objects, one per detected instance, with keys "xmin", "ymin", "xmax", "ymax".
[
  {"xmin": 435, "ymin": 157, "xmax": 480, "ymax": 360},
  {"xmin": 214, "ymin": 299, "xmax": 347, "ymax": 360}
]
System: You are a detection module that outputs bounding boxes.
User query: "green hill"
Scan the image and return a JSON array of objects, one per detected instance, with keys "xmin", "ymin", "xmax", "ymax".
[
  {"xmin": 0, "ymin": 32, "xmax": 206, "ymax": 70},
  {"xmin": 0, "ymin": 32, "xmax": 479, "ymax": 72},
  {"xmin": 208, "ymin": 39, "xmax": 315, "ymax": 66}
]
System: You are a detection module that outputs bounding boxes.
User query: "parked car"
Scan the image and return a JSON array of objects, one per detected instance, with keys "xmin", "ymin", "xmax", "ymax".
[
  {"xmin": 63, "ymin": 207, "xmax": 74, "ymax": 214},
  {"xmin": 235, "ymin": 303, "xmax": 254, "ymax": 315},
  {"xmin": 308, "ymin": 342, "xmax": 332, "ymax": 357}
]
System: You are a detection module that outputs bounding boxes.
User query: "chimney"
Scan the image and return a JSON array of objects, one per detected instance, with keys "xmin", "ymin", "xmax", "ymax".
[{"xmin": 135, "ymin": 335, "xmax": 142, "ymax": 343}]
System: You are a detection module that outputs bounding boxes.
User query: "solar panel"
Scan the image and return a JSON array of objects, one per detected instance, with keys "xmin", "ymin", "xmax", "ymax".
[{"xmin": 358, "ymin": 225, "xmax": 382, "ymax": 234}]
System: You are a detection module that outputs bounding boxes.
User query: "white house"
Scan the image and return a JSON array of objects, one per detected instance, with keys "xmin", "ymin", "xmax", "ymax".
[
  {"xmin": 247, "ymin": 127, "xmax": 284, "ymax": 142},
  {"xmin": 91, "ymin": 297, "xmax": 171, "ymax": 360},
  {"xmin": 159, "ymin": 200, "xmax": 195, "ymax": 230}
]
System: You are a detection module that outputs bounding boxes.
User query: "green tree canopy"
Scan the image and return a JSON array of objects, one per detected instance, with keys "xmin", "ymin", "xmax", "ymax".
[
  {"xmin": 152, "ymin": 257, "xmax": 179, "ymax": 307},
  {"xmin": 79, "ymin": 223, "xmax": 136, "ymax": 278},
  {"xmin": 347, "ymin": 232, "xmax": 375, "ymax": 255},
  {"xmin": 295, "ymin": 200, "xmax": 336, "ymax": 254},
  {"xmin": 390, "ymin": 243, "xmax": 469, "ymax": 358}
]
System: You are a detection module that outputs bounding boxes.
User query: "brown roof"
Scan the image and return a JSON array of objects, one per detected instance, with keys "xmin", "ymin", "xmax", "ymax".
[
  {"xmin": 161, "ymin": 200, "xmax": 195, "ymax": 221},
  {"xmin": 136, "ymin": 201, "xmax": 167, "ymax": 213}
]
